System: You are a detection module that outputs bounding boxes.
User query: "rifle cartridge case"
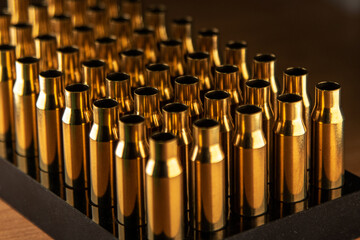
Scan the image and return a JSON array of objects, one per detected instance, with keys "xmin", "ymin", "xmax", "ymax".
[
  {"xmin": 197, "ymin": 28, "xmax": 221, "ymax": 73},
  {"xmin": 160, "ymin": 40, "xmax": 185, "ymax": 84},
  {"xmin": 10, "ymin": 23, "xmax": 35, "ymax": 58},
  {"xmin": 312, "ymin": 81, "xmax": 344, "ymax": 189},
  {"xmin": 121, "ymin": 0, "xmax": 143, "ymax": 30},
  {"xmin": 87, "ymin": 6, "xmax": 109, "ymax": 39},
  {"xmin": 73, "ymin": 25, "xmax": 95, "ymax": 64},
  {"xmin": 110, "ymin": 15, "xmax": 132, "ymax": 53},
  {"xmin": 190, "ymin": 119, "xmax": 226, "ymax": 231},
  {"xmin": 117, "ymin": 224, "xmax": 146, "ymax": 240},
  {"xmin": 103, "ymin": 0, "xmax": 119, "ymax": 19},
  {"xmin": 274, "ymin": 93, "xmax": 307, "ymax": 202},
  {"xmin": 310, "ymin": 187, "xmax": 342, "ymax": 205},
  {"xmin": 35, "ymin": 34, "xmax": 58, "ymax": 72},
  {"xmin": 39, "ymin": 169, "xmax": 64, "ymax": 198},
  {"xmin": 50, "ymin": 14, "xmax": 72, "ymax": 48},
  {"xmin": 116, "ymin": 114, "xmax": 148, "ymax": 227},
  {"xmin": 146, "ymin": 132, "xmax": 184, "ymax": 240},
  {"xmin": 172, "ymin": 17, "xmax": 194, "ymax": 57},
  {"xmin": 146, "ymin": 63, "xmax": 173, "ymax": 107},
  {"xmin": 120, "ymin": 49, "xmax": 145, "ymax": 93},
  {"xmin": 65, "ymin": 186, "xmax": 91, "ymax": 216},
  {"xmin": 95, "ymin": 37, "xmax": 120, "ymax": 73},
  {"xmin": 7, "ymin": 0, "xmax": 29, "ymax": 24},
  {"xmin": 57, "ymin": 46, "xmax": 81, "ymax": 86},
  {"xmin": 64, "ymin": 0, "xmax": 86, "ymax": 27},
  {"xmin": 276, "ymin": 200, "xmax": 308, "ymax": 218},
  {"xmin": 82, "ymin": 59, "xmax": 106, "ymax": 101},
  {"xmin": 28, "ymin": 3, "xmax": 49, "ymax": 38},
  {"xmin": 233, "ymin": 105, "xmax": 267, "ymax": 216},
  {"xmin": 0, "ymin": 12, "xmax": 11, "ymax": 45},
  {"xmin": 145, "ymin": 5, "xmax": 168, "ymax": 45},
  {"xmin": 133, "ymin": 28, "xmax": 157, "ymax": 64},
  {"xmin": 15, "ymin": 154, "xmax": 39, "ymax": 180},
  {"xmin": 47, "ymin": 0, "xmax": 64, "ymax": 17}
]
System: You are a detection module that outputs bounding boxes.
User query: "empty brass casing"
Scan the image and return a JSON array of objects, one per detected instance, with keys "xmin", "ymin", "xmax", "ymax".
[
  {"xmin": 82, "ymin": 59, "xmax": 106, "ymax": 101},
  {"xmin": 160, "ymin": 40, "xmax": 185, "ymax": 81},
  {"xmin": 116, "ymin": 114, "xmax": 149, "ymax": 227},
  {"xmin": 73, "ymin": 25, "xmax": 95, "ymax": 64},
  {"xmin": 162, "ymin": 103, "xmax": 192, "ymax": 219},
  {"xmin": 95, "ymin": 37, "xmax": 120, "ymax": 73},
  {"xmin": 146, "ymin": 132, "xmax": 184, "ymax": 240},
  {"xmin": 64, "ymin": 0, "xmax": 86, "ymax": 27},
  {"xmin": 172, "ymin": 17, "xmax": 194, "ymax": 57},
  {"xmin": 120, "ymin": 49, "xmax": 145, "ymax": 92},
  {"xmin": 214, "ymin": 65, "xmax": 243, "ymax": 119},
  {"xmin": 146, "ymin": 63, "xmax": 173, "ymax": 107},
  {"xmin": 245, "ymin": 79, "xmax": 274, "ymax": 184},
  {"xmin": 47, "ymin": 0, "xmax": 64, "ymax": 17},
  {"xmin": 274, "ymin": 93, "xmax": 307, "ymax": 202},
  {"xmin": 283, "ymin": 67, "xmax": 311, "ymax": 173},
  {"xmin": 224, "ymin": 41, "xmax": 249, "ymax": 99},
  {"xmin": 50, "ymin": 14, "xmax": 72, "ymax": 48},
  {"xmin": 233, "ymin": 105, "xmax": 267, "ymax": 216},
  {"xmin": 0, "ymin": 12, "xmax": 11, "ymax": 45},
  {"xmin": 190, "ymin": 119, "xmax": 226, "ymax": 231},
  {"xmin": 133, "ymin": 28, "xmax": 157, "ymax": 64},
  {"xmin": 312, "ymin": 81, "xmax": 344, "ymax": 189},
  {"xmin": 28, "ymin": 3, "xmax": 49, "ymax": 38},
  {"xmin": 106, "ymin": 72, "xmax": 134, "ymax": 116},
  {"xmin": 145, "ymin": 5, "xmax": 168, "ymax": 45},
  {"xmin": 197, "ymin": 28, "xmax": 221, "ymax": 72},
  {"xmin": 35, "ymin": 34, "xmax": 58, "ymax": 72},
  {"xmin": 204, "ymin": 90, "xmax": 234, "ymax": 208},
  {"xmin": 10, "ymin": 23, "xmax": 35, "ymax": 58},
  {"xmin": 174, "ymin": 75, "xmax": 203, "ymax": 126},
  {"xmin": 13, "ymin": 57, "xmax": 39, "ymax": 158},
  {"xmin": 134, "ymin": 87, "xmax": 163, "ymax": 140},
  {"xmin": 110, "ymin": 15, "xmax": 132, "ymax": 52},
  {"xmin": 57, "ymin": 46, "xmax": 81, "ymax": 86},
  {"xmin": 87, "ymin": 6, "xmax": 109, "ymax": 39},
  {"xmin": 252, "ymin": 54, "xmax": 279, "ymax": 119},
  {"xmin": 7, "ymin": 0, "xmax": 29, "ymax": 24},
  {"xmin": 121, "ymin": 0, "xmax": 143, "ymax": 30},
  {"xmin": 0, "ymin": 45, "xmax": 15, "ymax": 142}
]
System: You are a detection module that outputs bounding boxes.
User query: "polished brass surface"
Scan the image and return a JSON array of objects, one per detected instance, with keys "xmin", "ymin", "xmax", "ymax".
[
  {"xmin": 65, "ymin": 186, "xmax": 91, "ymax": 216},
  {"xmin": 87, "ymin": 6, "xmax": 109, "ymax": 39},
  {"xmin": 47, "ymin": 0, "xmax": 64, "ymax": 17},
  {"xmin": 90, "ymin": 203, "xmax": 116, "ymax": 234},
  {"xmin": 146, "ymin": 63, "xmax": 173, "ymax": 107},
  {"xmin": 103, "ymin": 0, "xmax": 119, "ymax": 19},
  {"xmin": 233, "ymin": 105, "xmax": 267, "ymax": 216},
  {"xmin": 134, "ymin": 87, "xmax": 163, "ymax": 140},
  {"xmin": 310, "ymin": 187, "xmax": 342, "ymax": 205},
  {"xmin": 0, "ymin": 12, "xmax": 11, "ymax": 45},
  {"xmin": 16, "ymin": 154, "xmax": 39, "ymax": 180},
  {"xmin": 120, "ymin": 49, "xmax": 145, "ymax": 91},
  {"xmin": 117, "ymin": 224, "xmax": 146, "ymax": 240},
  {"xmin": 28, "ymin": 3, "xmax": 49, "ymax": 38},
  {"xmin": 160, "ymin": 39, "xmax": 184, "ymax": 80},
  {"xmin": 245, "ymin": 79, "xmax": 274, "ymax": 184},
  {"xmin": 95, "ymin": 37, "xmax": 120, "ymax": 73},
  {"xmin": 110, "ymin": 15, "xmax": 132, "ymax": 53},
  {"xmin": 50, "ymin": 14, "xmax": 72, "ymax": 47},
  {"xmin": 7, "ymin": 0, "xmax": 28, "ymax": 24},
  {"xmin": 190, "ymin": 119, "xmax": 226, "ymax": 231},
  {"xmin": 145, "ymin": 4, "xmax": 168, "ymax": 45},
  {"xmin": 116, "ymin": 114, "xmax": 148, "ymax": 227},
  {"xmin": 276, "ymin": 200, "xmax": 308, "ymax": 218},
  {"xmin": 9, "ymin": 23, "xmax": 35, "ymax": 58},
  {"xmin": 57, "ymin": 46, "xmax": 81, "ymax": 86},
  {"xmin": 105, "ymin": 72, "xmax": 134, "ymax": 117},
  {"xmin": 311, "ymin": 81, "xmax": 344, "ymax": 189},
  {"xmin": 39, "ymin": 169, "xmax": 64, "ymax": 198},
  {"xmin": 64, "ymin": 0, "xmax": 86, "ymax": 27},
  {"xmin": 82, "ymin": 59, "xmax": 106, "ymax": 101},
  {"xmin": 274, "ymin": 93, "xmax": 307, "ymax": 202},
  {"xmin": 146, "ymin": 132, "xmax": 184, "ymax": 240},
  {"xmin": 35, "ymin": 34, "xmax": 58, "ymax": 72},
  {"xmin": 121, "ymin": 0, "xmax": 143, "ymax": 30},
  {"xmin": 171, "ymin": 17, "xmax": 194, "ymax": 57},
  {"xmin": 133, "ymin": 28, "xmax": 157, "ymax": 64},
  {"xmin": 197, "ymin": 28, "xmax": 221, "ymax": 72},
  {"xmin": 13, "ymin": 57, "xmax": 39, "ymax": 158},
  {"xmin": 72, "ymin": 25, "xmax": 95, "ymax": 64}
]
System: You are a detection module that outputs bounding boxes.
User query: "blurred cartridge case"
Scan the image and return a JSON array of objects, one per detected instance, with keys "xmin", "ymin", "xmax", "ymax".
[
  {"xmin": 312, "ymin": 81, "xmax": 344, "ymax": 189},
  {"xmin": 224, "ymin": 41, "xmax": 249, "ymax": 99},
  {"xmin": 0, "ymin": 12, "xmax": 11, "ymax": 45},
  {"xmin": 95, "ymin": 37, "xmax": 120, "ymax": 73},
  {"xmin": 133, "ymin": 28, "xmax": 157, "ymax": 64},
  {"xmin": 7, "ymin": 0, "xmax": 28, "ymax": 24},
  {"xmin": 29, "ymin": 3, "xmax": 50, "ymax": 38},
  {"xmin": 10, "ymin": 23, "xmax": 35, "ymax": 58},
  {"xmin": 146, "ymin": 132, "xmax": 184, "ymax": 240},
  {"xmin": 82, "ymin": 59, "xmax": 106, "ymax": 101},
  {"xmin": 87, "ymin": 6, "xmax": 109, "ymax": 39},
  {"xmin": 190, "ymin": 119, "xmax": 226, "ymax": 231},
  {"xmin": 160, "ymin": 40, "xmax": 185, "ymax": 82},
  {"xmin": 233, "ymin": 105, "xmax": 267, "ymax": 216},
  {"xmin": 172, "ymin": 16, "xmax": 194, "ymax": 57},
  {"xmin": 50, "ymin": 14, "xmax": 72, "ymax": 48},
  {"xmin": 106, "ymin": 72, "xmax": 134, "ymax": 116},
  {"xmin": 120, "ymin": 49, "xmax": 145, "ymax": 92},
  {"xmin": 116, "ymin": 114, "xmax": 148, "ymax": 227},
  {"xmin": 103, "ymin": 0, "xmax": 119, "ymax": 19},
  {"xmin": 134, "ymin": 87, "xmax": 163, "ymax": 139},
  {"xmin": 47, "ymin": 0, "xmax": 65, "ymax": 17},
  {"xmin": 65, "ymin": 0, "xmax": 86, "ymax": 27},
  {"xmin": 121, "ymin": 0, "xmax": 143, "ymax": 30},
  {"xmin": 245, "ymin": 79, "xmax": 274, "ymax": 184},
  {"xmin": 35, "ymin": 34, "xmax": 58, "ymax": 72},
  {"xmin": 110, "ymin": 15, "xmax": 132, "ymax": 52},
  {"xmin": 146, "ymin": 63, "xmax": 173, "ymax": 107},
  {"xmin": 174, "ymin": 75, "xmax": 203, "ymax": 126},
  {"xmin": 0, "ymin": 45, "xmax": 15, "ymax": 142},
  {"xmin": 73, "ymin": 25, "xmax": 95, "ymax": 64},
  {"xmin": 145, "ymin": 5, "xmax": 168, "ymax": 45},
  {"xmin": 197, "ymin": 28, "xmax": 221, "ymax": 73},
  {"xmin": 57, "ymin": 46, "xmax": 81, "ymax": 86},
  {"xmin": 274, "ymin": 93, "xmax": 307, "ymax": 202}
]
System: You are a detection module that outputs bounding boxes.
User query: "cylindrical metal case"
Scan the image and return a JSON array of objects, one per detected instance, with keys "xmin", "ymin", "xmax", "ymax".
[
  {"xmin": 146, "ymin": 63, "xmax": 173, "ymax": 107},
  {"xmin": 311, "ymin": 81, "xmax": 344, "ymax": 189},
  {"xmin": 146, "ymin": 132, "xmax": 184, "ymax": 240},
  {"xmin": 87, "ymin": 6, "xmax": 109, "ymax": 39},
  {"xmin": 145, "ymin": 5, "xmax": 168, "ymax": 45},
  {"xmin": 160, "ymin": 40, "xmax": 184, "ymax": 82},
  {"xmin": 233, "ymin": 105, "xmax": 267, "ymax": 216},
  {"xmin": 116, "ymin": 114, "xmax": 149, "ymax": 227},
  {"xmin": 64, "ymin": 0, "xmax": 86, "ymax": 27},
  {"xmin": 197, "ymin": 28, "xmax": 221, "ymax": 73},
  {"xmin": 133, "ymin": 28, "xmax": 157, "ymax": 64},
  {"xmin": 47, "ymin": 0, "xmax": 64, "ymax": 17},
  {"xmin": 50, "ymin": 14, "xmax": 72, "ymax": 48},
  {"xmin": 274, "ymin": 93, "xmax": 307, "ymax": 202},
  {"xmin": 7, "ymin": 0, "xmax": 29, "ymax": 24},
  {"xmin": 95, "ymin": 37, "xmax": 120, "ymax": 73},
  {"xmin": 28, "ymin": 3, "xmax": 49, "ymax": 38},
  {"xmin": 57, "ymin": 46, "xmax": 81, "ymax": 86},
  {"xmin": 103, "ymin": 0, "xmax": 119, "ymax": 19},
  {"xmin": 110, "ymin": 15, "xmax": 132, "ymax": 53},
  {"xmin": 82, "ymin": 59, "xmax": 106, "ymax": 101},
  {"xmin": 10, "ymin": 23, "xmax": 35, "ymax": 58},
  {"xmin": 72, "ymin": 25, "xmax": 95, "ymax": 64},
  {"xmin": 35, "ymin": 34, "xmax": 58, "ymax": 72},
  {"xmin": 0, "ymin": 12, "xmax": 11, "ymax": 45},
  {"xmin": 120, "ymin": 49, "xmax": 145, "ymax": 92},
  {"xmin": 190, "ymin": 119, "xmax": 226, "ymax": 231},
  {"xmin": 121, "ymin": 0, "xmax": 143, "ymax": 30},
  {"xmin": 171, "ymin": 17, "xmax": 194, "ymax": 57}
]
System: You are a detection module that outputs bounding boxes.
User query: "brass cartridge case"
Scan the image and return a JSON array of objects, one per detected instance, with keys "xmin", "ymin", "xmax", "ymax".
[
  {"xmin": 106, "ymin": 72, "xmax": 134, "ymax": 116},
  {"xmin": 311, "ymin": 81, "xmax": 344, "ymax": 189},
  {"xmin": 245, "ymin": 79, "xmax": 274, "ymax": 184},
  {"xmin": 35, "ymin": 34, "xmax": 58, "ymax": 72},
  {"xmin": 310, "ymin": 187, "xmax": 342, "ymax": 205},
  {"xmin": 7, "ymin": 0, "xmax": 28, "ymax": 24},
  {"xmin": 174, "ymin": 75, "xmax": 203, "ymax": 126},
  {"xmin": 116, "ymin": 114, "xmax": 148, "ymax": 227},
  {"xmin": 146, "ymin": 132, "xmax": 184, "ymax": 240},
  {"xmin": 145, "ymin": 5, "xmax": 168, "ymax": 45},
  {"xmin": 65, "ymin": 0, "xmax": 86, "ymax": 27},
  {"xmin": 65, "ymin": 186, "xmax": 90, "ymax": 216},
  {"xmin": 57, "ymin": 46, "xmax": 81, "ymax": 86},
  {"xmin": 73, "ymin": 25, "xmax": 95, "ymax": 64},
  {"xmin": 103, "ymin": 0, "xmax": 119, "ymax": 19},
  {"xmin": 16, "ymin": 154, "xmax": 39, "ymax": 180},
  {"xmin": 0, "ymin": 45, "xmax": 15, "ymax": 142},
  {"xmin": 82, "ymin": 59, "xmax": 106, "ymax": 101},
  {"xmin": 47, "ymin": 0, "xmax": 64, "ymax": 17},
  {"xmin": 95, "ymin": 37, "xmax": 120, "ymax": 73},
  {"xmin": 50, "ymin": 14, "xmax": 72, "ymax": 48},
  {"xmin": 87, "ymin": 6, "xmax": 109, "ymax": 39},
  {"xmin": 39, "ymin": 169, "xmax": 64, "ymax": 198},
  {"xmin": 10, "ymin": 23, "xmax": 35, "ymax": 58},
  {"xmin": 233, "ymin": 105, "xmax": 267, "ymax": 216},
  {"xmin": 120, "ymin": 49, "xmax": 145, "ymax": 92},
  {"xmin": 0, "ymin": 12, "xmax": 11, "ymax": 45},
  {"xmin": 190, "ymin": 119, "xmax": 226, "ymax": 231},
  {"xmin": 146, "ymin": 63, "xmax": 173, "ymax": 107},
  {"xmin": 276, "ymin": 200, "xmax": 308, "ymax": 218},
  {"xmin": 13, "ymin": 57, "xmax": 39, "ymax": 158},
  {"xmin": 160, "ymin": 40, "xmax": 185, "ymax": 82},
  {"xmin": 172, "ymin": 16, "xmax": 194, "ymax": 57},
  {"xmin": 28, "ymin": 3, "xmax": 49, "ymax": 38},
  {"xmin": 252, "ymin": 54, "xmax": 279, "ymax": 119},
  {"xmin": 117, "ymin": 224, "xmax": 146, "ymax": 240},
  {"xmin": 133, "ymin": 28, "xmax": 157, "ymax": 64},
  {"xmin": 110, "ymin": 15, "xmax": 132, "ymax": 52},
  {"xmin": 224, "ymin": 41, "xmax": 249, "ymax": 100},
  {"xmin": 197, "ymin": 28, "xmax": 221, "ymax": 73},
  {"xmin": 121, "ymin": 0, "xmax": 143, "ymax": 30},
  {"xmin": 274, "ymin": 93, "xmax": 307, "ymax": 202}
]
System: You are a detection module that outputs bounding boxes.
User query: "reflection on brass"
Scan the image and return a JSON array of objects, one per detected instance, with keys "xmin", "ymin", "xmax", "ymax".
[
  {"xmin": 16, "ymin": 154, "xmax": 39, "ymax": 180},
  {"xmin": 73, "ymin": 25, "xmax": 95, "ymax": 64},
  {"xmin": 160, "ymin": 40, "xmax": 184, "ymax": 82},
  {"xmin": 35, "ymin": 34, "xmax": 58, "ymax": 72},
  {"xmin": 133, "ymin": 28, "xmax": 157, "ymax": 64},
  {"xmin": 190, "ymin": 119, "xmax": 226, "ymax": 231},
  {"xmin": 117, "ymin": 224, "xmax": 146, "ymax": 240},
  {"xmin": 103, "ymin": 0, "xmax": 119, "ymax": 18},
  {"xmin": 198, "ymin": 28, "xmax": 221, "ymax": 72},
  {"xmin": 65, "ymin": 186, "xmax": 91, "ymax": 216},
  {"xmin": 134, "ymin": 87, "xmax": 163, "ymax": 140},
  {"xmin": 116, "ymin": 115, "xmax": 148, "ymax": 227},
  {"xmin": 110, "ymin": 15, "xmax": 132, "ymax": 53},
  {"xmin": 312, "ymin": 81, "xmax": 344, "ymax": 189},
  {"xmin": 39, "ymin": 170, "xmax": 64, "ymax": 198},
  {"xmin": 174, "ymin": 75, "xmax": 203, "ymax": 126},
  {"xmin": 10, "ymin": 23, "xmax": 35, "ymax": 58},
  {"xmin": 47, "ymin": 0, "xmax": 64, "ymax": 17},
  {"xmin": 91, "ymin": 205, "xmax": 116, "ymax": 234},
  {"xmin": 120, "ymin": 49, "xmax": 145, "ymax": 92},
  {"xmin": 50, "ymin": 14, "xmax": 72, "ymax": 48},
  {"xmin": 233, "ymin": 105, "xmax": 267, "ymax": 216},
  {"xmin": 0, "ymin": 12, "xmax": 11, "ymax": 44},
  {"xmin": 65, "ymin": 0, "xmax": 86, "ymax": 27},
  {"xmin": 57, "ymin": 46, "xmax": 81, "ymax": 86},
  {"xmin": 29, "ymin": 3, "xmax": 49, "ymax": 38},
  {"xmin": 121, "ymin": 0, "xmax": 143, "ymax": 30},
  {"xmin": 7, "ymin": 0, "xmax": 29, "ymax": 24},
  {"xmin": 237, "ymin": 214, "xmax": 267, "ymax": 231},
  {"xmin": 274, "ymin": 94, "xmax": 307, "ymax": 202},
  {"xmin": 146, "ymin": 132, "xmax": 184, "ymax": 239},
  {"xmin": 145, "ymin": 5, "xmax": 168, "ymax": 45},
  {"xmin": 310, "ymin": 187, "xmax": 342, "ymax": 205},
  {"xmin": 277, "ymin": 200, "xmax": 308, "ymax": 218},
  {"xmin": 95, "ymin": 37, "xmax": 120, "ymax": 73},
  {"xmin": 172, "ymin": 17, "xmax": 194, "ymax": 57},
  {"xmin": 87, "ymin": 6, "xmax": 109, "ymax": 39},
  {"xmin": 146, "ymin": 63, "xmax": 173, "ymax": 107},
  {"xmin": 0, "ymin": 139, "xmax": 15, "ymax": 163},
  {"xmin": 106, "ymin": 72, "xmax": 134, "ymax": 117},
  {"xmin": 82, "ymin": 59, "xmax": 106, "ymax": 101}
]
